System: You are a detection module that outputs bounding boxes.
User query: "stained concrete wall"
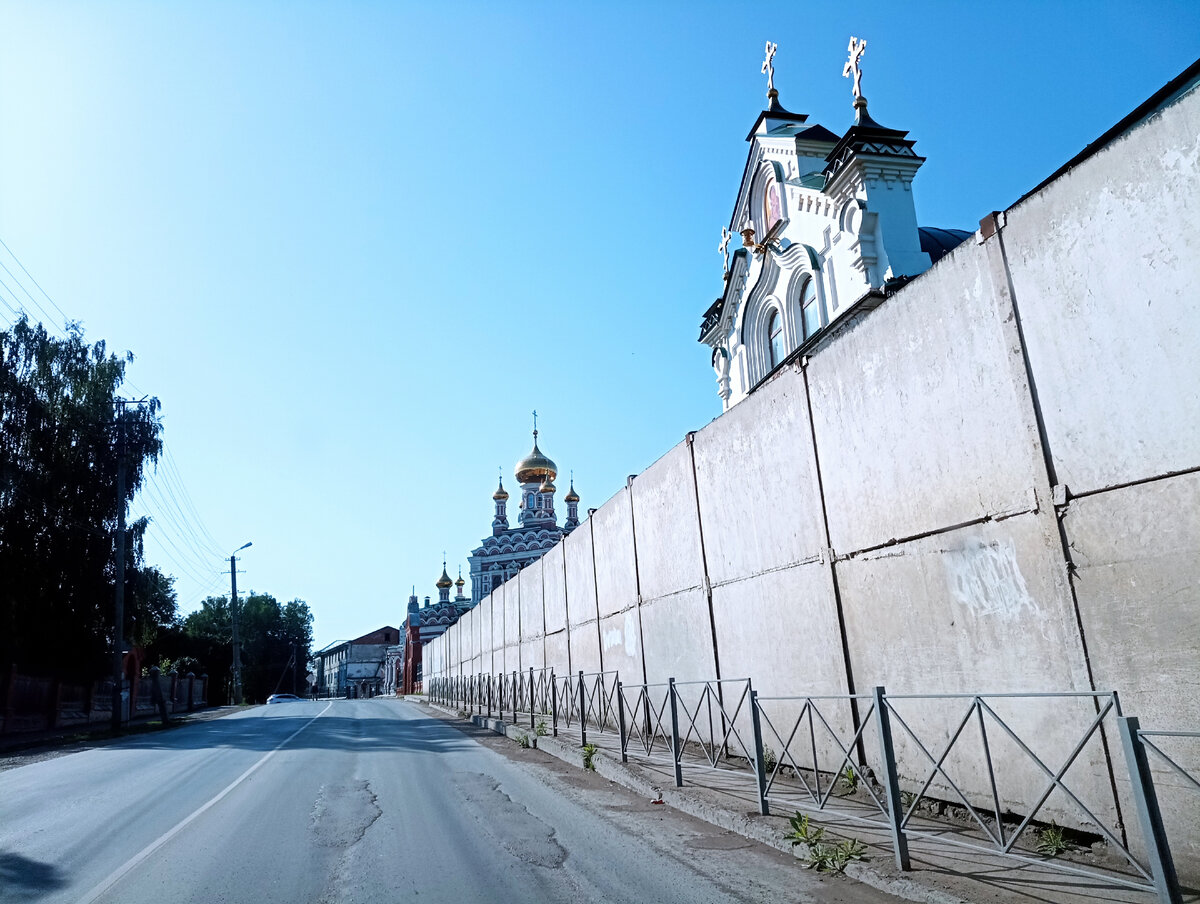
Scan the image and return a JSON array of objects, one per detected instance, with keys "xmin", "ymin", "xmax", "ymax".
[{"xmin": 424, "ymin": 80, "xmax": 1199, "ymax": 876}]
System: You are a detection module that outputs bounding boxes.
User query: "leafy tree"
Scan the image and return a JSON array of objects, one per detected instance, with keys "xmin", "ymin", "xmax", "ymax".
[
  {"xmin": 0, "ymin": 317, "xmax": 168, "ymax": 679},
  {"xmin": 171, "ymin": 593, "xmax": 313, "ymax": 703}
]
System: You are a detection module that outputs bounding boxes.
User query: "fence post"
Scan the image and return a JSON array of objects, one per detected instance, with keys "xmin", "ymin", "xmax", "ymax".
[
  {"xmin": 617, "ymin": 680, "xmax": 628, "ymax": 763},
  {"xmin": 511, "ymin": 671, "xmax": 517, "ymax": 724},
  {"xmin": 748, "ymin": 684, "xmax": 769, "ymax": 816},
  {"xmin": 1118, "ymin": 716, "xmax": 1182, "ymax": 904},
  {"xmin": 551, "ymin": 671, "xmax": 558, "ymax": 737},
  {"xmin": 669, "ymin": 677, "xmax": 683, "ymax": 788},
  {"xmin": 578, "ymin": 671, "xmax": 588, "ymax": 748},
  {"xmin": 872, "ymin": 686, "xmax": 910, "ymax": 870},
  {"xmin": 530, "ymin": 667, "xmax": 536, "ymax": 730}
]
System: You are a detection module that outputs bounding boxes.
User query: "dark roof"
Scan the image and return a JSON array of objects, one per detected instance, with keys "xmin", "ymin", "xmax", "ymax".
[{"xmin": 918, "ymin": 227, "xmax": 973, "ymax": 264}]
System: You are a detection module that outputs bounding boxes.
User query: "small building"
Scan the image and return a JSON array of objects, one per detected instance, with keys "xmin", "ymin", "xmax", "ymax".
[{"xmin": 312, "ymin": 626, "xmax": 399, "ymax": 697}]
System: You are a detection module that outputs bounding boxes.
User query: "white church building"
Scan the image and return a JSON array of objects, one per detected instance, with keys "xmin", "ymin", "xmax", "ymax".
[{"xmin": 700, "ymin": 39, "xmax": 970, "ymax": 409}]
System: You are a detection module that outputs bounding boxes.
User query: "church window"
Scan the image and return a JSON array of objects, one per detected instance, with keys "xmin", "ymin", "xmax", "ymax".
[
  {"xmin": 767, "ymin": 310, "xmax": 784, "ymax": 368},
  {"xmin": 763, "ymin": 174, "xmax": 782, "ymax": 232},
  {"xmin": 801, "ymin": 279, "xmax": 821, "ymax": 338}
]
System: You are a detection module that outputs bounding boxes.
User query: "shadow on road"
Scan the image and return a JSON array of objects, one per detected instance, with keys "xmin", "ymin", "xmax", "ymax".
[
  {"xmin": 0, "ymin": 851, "xmax": 67, "ymax": 898},
  {"xmin": 100, "ymin": 701, "xmax": 471, "ymax": 755}
]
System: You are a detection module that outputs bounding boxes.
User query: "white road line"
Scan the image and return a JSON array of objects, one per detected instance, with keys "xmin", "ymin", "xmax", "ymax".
[{"xmin": 75, "ymin": 702, "xmax": 333, "ymax": 904}]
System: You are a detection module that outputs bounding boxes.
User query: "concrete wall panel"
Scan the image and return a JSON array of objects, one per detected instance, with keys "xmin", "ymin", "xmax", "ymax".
[
  {"xmin": 836, "ymin": 512, "xmax": 1111, "ymax": 829},
  {"xmin": 541, "ymin": 544, "xmax": 568, "ymax": 635},
  {"xmin": 638, "ymin": 588, "xmax": 715, "ymax": 684},
  {"xmin": 563, "ymin": 522, "xmax": 599, "ymax": 633},
  {"xmin": 1003, "ymin": 89, "xmax": 1200, "ymax": 494},
  {"xmin": 692, "ymin": 369, "xmax": 826, "ymax": 583},
  {"xmin": 809, "ymin": 244, "xmax": 1043, "ymax": 556},
  {"xmin": 591, "ymin": 487, "xmax": 638, "ymax": 618},
  {"xmin": 544, "ymin": 631, "xmax": 570, "ymax": 678},
  {"xmin": 518, "ymin": 561, "xmax": 545, "ymax": 646},
  {"xmin": 1065, "ymin": 471, "xmax": 1200, "ymax": 875},
  {"xmin": 630, "ymin": 443, "xmax": 704, "ymax": 601},
  {"xmin": 597, "ymin": 609, "xmax": 642, "ymax": 683},
  {"xmin": 568, "ymin": 623, "xmax": 603, "ymax": 674}
]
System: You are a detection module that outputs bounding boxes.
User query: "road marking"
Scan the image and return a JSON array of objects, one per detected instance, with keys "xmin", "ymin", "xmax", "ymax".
[{"xmin": 75, "ymin": 702, "xmax": 333, "ymax": 904}]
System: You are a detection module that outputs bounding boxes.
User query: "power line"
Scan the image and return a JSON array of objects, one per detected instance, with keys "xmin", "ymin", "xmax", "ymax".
[{"xmin": 0, "ymin": 236, "xmax": 72, "ymax": 329}]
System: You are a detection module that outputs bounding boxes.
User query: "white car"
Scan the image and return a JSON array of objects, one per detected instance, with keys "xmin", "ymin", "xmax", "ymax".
[{"xmin": 266, "ymin": 693, "xmax": 302, "ymax": 704}]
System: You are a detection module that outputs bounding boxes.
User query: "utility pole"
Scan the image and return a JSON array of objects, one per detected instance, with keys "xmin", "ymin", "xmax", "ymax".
[
  {"xmin": 292, "ymin": 643, "xmax": 297, "ymax": 696},
  {"xmin": 111, "ymin": 400, "xmax": 127, "ymax": 731},
  {"xmin": 229, "ymin": 541, "xmax": 251, "ymax": 705},
  {"xmin": 230, "ymin": 555, "xmax": 242, "ymax": 705}
]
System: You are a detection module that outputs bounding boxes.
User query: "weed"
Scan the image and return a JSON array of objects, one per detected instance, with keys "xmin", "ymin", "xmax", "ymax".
[
  {"xmin": 762, "ymin": 746, "xmax": 778, "ymax": 774},
  {"xmin": 839, "ymin": 765, "xmax": 859, "ymax": 794},
  {"xmin": 805, "ymin": 838, "xmax": 868, "ymax": 873},
  {"xmin": 899, "ymin": 790, "xmax": 916, "ymax": 810},
  {"xmin": 582, "ymin": 743, "xmax": 599, "ymax": 771},
  {"xmin": 535, "ymin": 719, "xmax": 549, "ymax": 737},
  {"xmin": 517, "ymin": 733, "xmax": 530, "ymax": 749},
  {"xmin": 785, "ymin": 812, "xmax": 824, "ymax": 848},
  {"xmin": 1036, "ymin": 822, "xmax": 1069, "ymax": 857}
]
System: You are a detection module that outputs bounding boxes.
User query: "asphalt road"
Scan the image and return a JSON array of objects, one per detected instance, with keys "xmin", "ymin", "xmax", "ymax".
[{"xmin": 0, "ymin": 699, "xmax": 901, "ymax": 903}]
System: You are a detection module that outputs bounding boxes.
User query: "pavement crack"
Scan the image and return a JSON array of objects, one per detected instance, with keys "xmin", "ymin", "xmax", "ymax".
[
  {"xmin": 452, "ymin": 772, "xmax": 566, "ymax": 869},
  {"xmin": 309, "ymin": 780, "xmax": 382, "ymax": 849}
]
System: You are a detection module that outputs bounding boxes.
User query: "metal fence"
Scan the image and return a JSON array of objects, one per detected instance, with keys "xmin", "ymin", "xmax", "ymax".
[
  {"xmin": 424, "ymin": 671, "xmax": 1194, "ymax": 903},
  {"xmin": 1, "ymin": 667, "xmax": 209, "ymax": 735}
]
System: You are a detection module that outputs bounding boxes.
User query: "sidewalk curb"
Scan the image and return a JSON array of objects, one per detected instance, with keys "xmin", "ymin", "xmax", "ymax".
[{"xmin": 422, "ymin": 700, "xmax": 970, "ymax": 904}]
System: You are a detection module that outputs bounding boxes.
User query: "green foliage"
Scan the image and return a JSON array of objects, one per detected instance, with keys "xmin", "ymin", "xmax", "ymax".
[
  {"xmin": 0, "ymin": 317, "xmax": 166, "ymax": 679},
  {"xmin": 785, "ymin": 813, "xmax": 867, "ymax": 872},
  {"xmin": 517, "ymin": 733, "xmax": 530, "ymax": 749},
  {"xmin": 785, "ymin": 812, "xmax": 824, "ymax": 847},
  {"xmin": 582, "ymin": 743, "xmax": 598, "ymax": 771},
  {"xmin": 174, "ymin": 592, "xmax": 314, "ymax": 703},
  {"xmin": 839, "ymin": 765, "xmax": 859, "ymax": 794},
  {"xmin": 762, "ymin": 746, "xmax": 778, "ymax": 774},
  {"xmin": 1036, "ymin": 821, "xmax": 1069, "ymax": 857},
  {"xmin": 535, "ymin": 719, "xmax": 549, "ymax": 737}
]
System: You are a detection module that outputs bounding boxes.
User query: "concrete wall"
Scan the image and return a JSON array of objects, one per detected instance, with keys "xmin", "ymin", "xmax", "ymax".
[{"xmin": 424, "ymin": 81, "xmax": 1200, "ymax": 875}]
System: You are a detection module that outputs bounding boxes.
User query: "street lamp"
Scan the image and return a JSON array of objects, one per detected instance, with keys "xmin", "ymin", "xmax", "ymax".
[{"xmin": 230, "ymin": 542, "xmax": 252, "ymax": 704}]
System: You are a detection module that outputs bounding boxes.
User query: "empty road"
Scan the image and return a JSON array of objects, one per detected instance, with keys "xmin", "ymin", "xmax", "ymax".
[{"xmin": 0, "ymin": 699, "xmax": 900, "ymax": 903}]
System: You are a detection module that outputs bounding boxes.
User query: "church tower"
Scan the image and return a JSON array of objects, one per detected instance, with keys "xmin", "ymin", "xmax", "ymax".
[{"xmin": 492, "ymin": 475, "xmax": 509, "ymax": 534}]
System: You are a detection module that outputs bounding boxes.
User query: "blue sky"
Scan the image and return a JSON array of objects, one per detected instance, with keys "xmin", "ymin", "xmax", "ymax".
[{"xmin": 2, "ymin": 2, "xmax": 1197, "ymax": 650}]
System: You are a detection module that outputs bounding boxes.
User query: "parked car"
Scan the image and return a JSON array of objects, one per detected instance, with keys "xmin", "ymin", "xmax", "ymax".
[{"xmin": 266, "ymin": 693, "xmax": 302, "ymax": 704}]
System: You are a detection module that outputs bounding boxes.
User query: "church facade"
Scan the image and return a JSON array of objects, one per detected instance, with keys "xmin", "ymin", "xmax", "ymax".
[
  {"xmin": 700, "ymin": 39, "xmax": 970, "ymax": 410},
  {"xmin": 466, "ymin": 428, "xmax": 580, "ymax": 606}
]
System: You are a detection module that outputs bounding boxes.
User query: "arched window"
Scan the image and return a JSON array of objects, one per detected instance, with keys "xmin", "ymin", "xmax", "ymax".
[
  {"xmin": 800, "ymin": 279, "xmax": 821, "ymax": 339},
  {"xmin": 767, "ymin": 309, "xmax": 785, "ymax": 368}
]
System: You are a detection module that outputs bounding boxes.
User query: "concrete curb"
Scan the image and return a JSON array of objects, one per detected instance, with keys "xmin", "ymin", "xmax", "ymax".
[{"xmin": 421, "ymin": 700, "xmax": 971, "ymax": 904}]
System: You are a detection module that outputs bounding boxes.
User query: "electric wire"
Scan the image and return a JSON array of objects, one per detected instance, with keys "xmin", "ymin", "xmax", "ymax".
[{"xmin": 0, "ymin": 236, "xmax": 72, "ymax": 329}]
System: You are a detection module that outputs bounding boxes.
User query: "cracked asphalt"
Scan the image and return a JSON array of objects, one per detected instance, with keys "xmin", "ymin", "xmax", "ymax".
[{"xmin": 0, "ymin": 698, "xmax": 904, "ymax": 903}]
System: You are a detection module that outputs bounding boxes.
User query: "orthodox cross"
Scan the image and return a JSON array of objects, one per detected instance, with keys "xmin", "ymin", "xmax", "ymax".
[
  {"xmin": 532, "ymin": 409, "xmax": 538, "ymax": 436},
  {"xmin": 718, "ymin": 226, "xmax": 731, "ymax": 274},
  {"xmin": 761, "ymin": 41, "xmax": 778, "ymax": 95},
  {"xmin": 843, "ymin": 36, "xmax": 867, "ymax": 100}
]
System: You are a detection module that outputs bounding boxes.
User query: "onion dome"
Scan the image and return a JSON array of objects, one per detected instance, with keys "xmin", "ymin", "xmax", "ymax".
[
  {"xmin": 455, "ymin": 569, "xmax": 465, "ymax": 590},
  {"xmin": 493, "ymin": 476, "xmax": 509, "ymax": 501},
  {"xmin": 515, "ymin": 430, "xmax": 558, "ymax": 484},
  {"xmin": 436, "ymin": 563, "xmax": 453, "ymax": 589},
  {"xmin": 538, "ymin": 476, "xmax": 557, "ymax": 495},
  {"xmin": 564, "ymin": 480, "xmax": 579, "ymax": 503}
]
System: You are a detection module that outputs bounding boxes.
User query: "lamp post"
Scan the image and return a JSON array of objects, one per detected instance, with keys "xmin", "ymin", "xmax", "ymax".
[{"xmin": 230, "ymin": 542, "xmax": 252, "ymax": 704}]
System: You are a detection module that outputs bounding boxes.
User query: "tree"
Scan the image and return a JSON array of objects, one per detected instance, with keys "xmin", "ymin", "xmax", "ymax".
[
  {"xmin": 0, "ymin": 316, "xmax": 167, "ymax": 679},
  {"xmin": 171, "ymin": 593, "xmax": 313, "ymax": 703}
]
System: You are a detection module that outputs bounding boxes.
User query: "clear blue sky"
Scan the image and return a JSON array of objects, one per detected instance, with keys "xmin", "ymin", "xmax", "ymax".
[{"xmin": 2, "ymin": 2, "xmax": 1197, "ymax": 650}]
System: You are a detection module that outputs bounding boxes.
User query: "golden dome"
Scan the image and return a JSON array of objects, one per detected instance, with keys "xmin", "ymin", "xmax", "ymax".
[
  {"xmin": 539, "ymin": 477, "xmax": 557, "ymax": 495},
  {"xmin": 515, "ymin": 431, "xmax": 558, "ymax": 485},
  {"xmin": 435, "ymin": 564, "xmax": 453, "ymax": 589},
  {"xmin": 493, "ymin": 477, "xmax": 509, "ymax": 501},
  {"xmin": 564, "ymin": 481, "xmax": 579, "ymax": 503},
  {"xmin": 454, "ymin": 571, "xmax": 465, "ymax": 588}
]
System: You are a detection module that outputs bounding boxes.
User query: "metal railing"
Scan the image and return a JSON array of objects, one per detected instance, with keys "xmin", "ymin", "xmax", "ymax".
[{"xmin": 419, "ymin": 674, "xmax": 1193, "ymax": 903}]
